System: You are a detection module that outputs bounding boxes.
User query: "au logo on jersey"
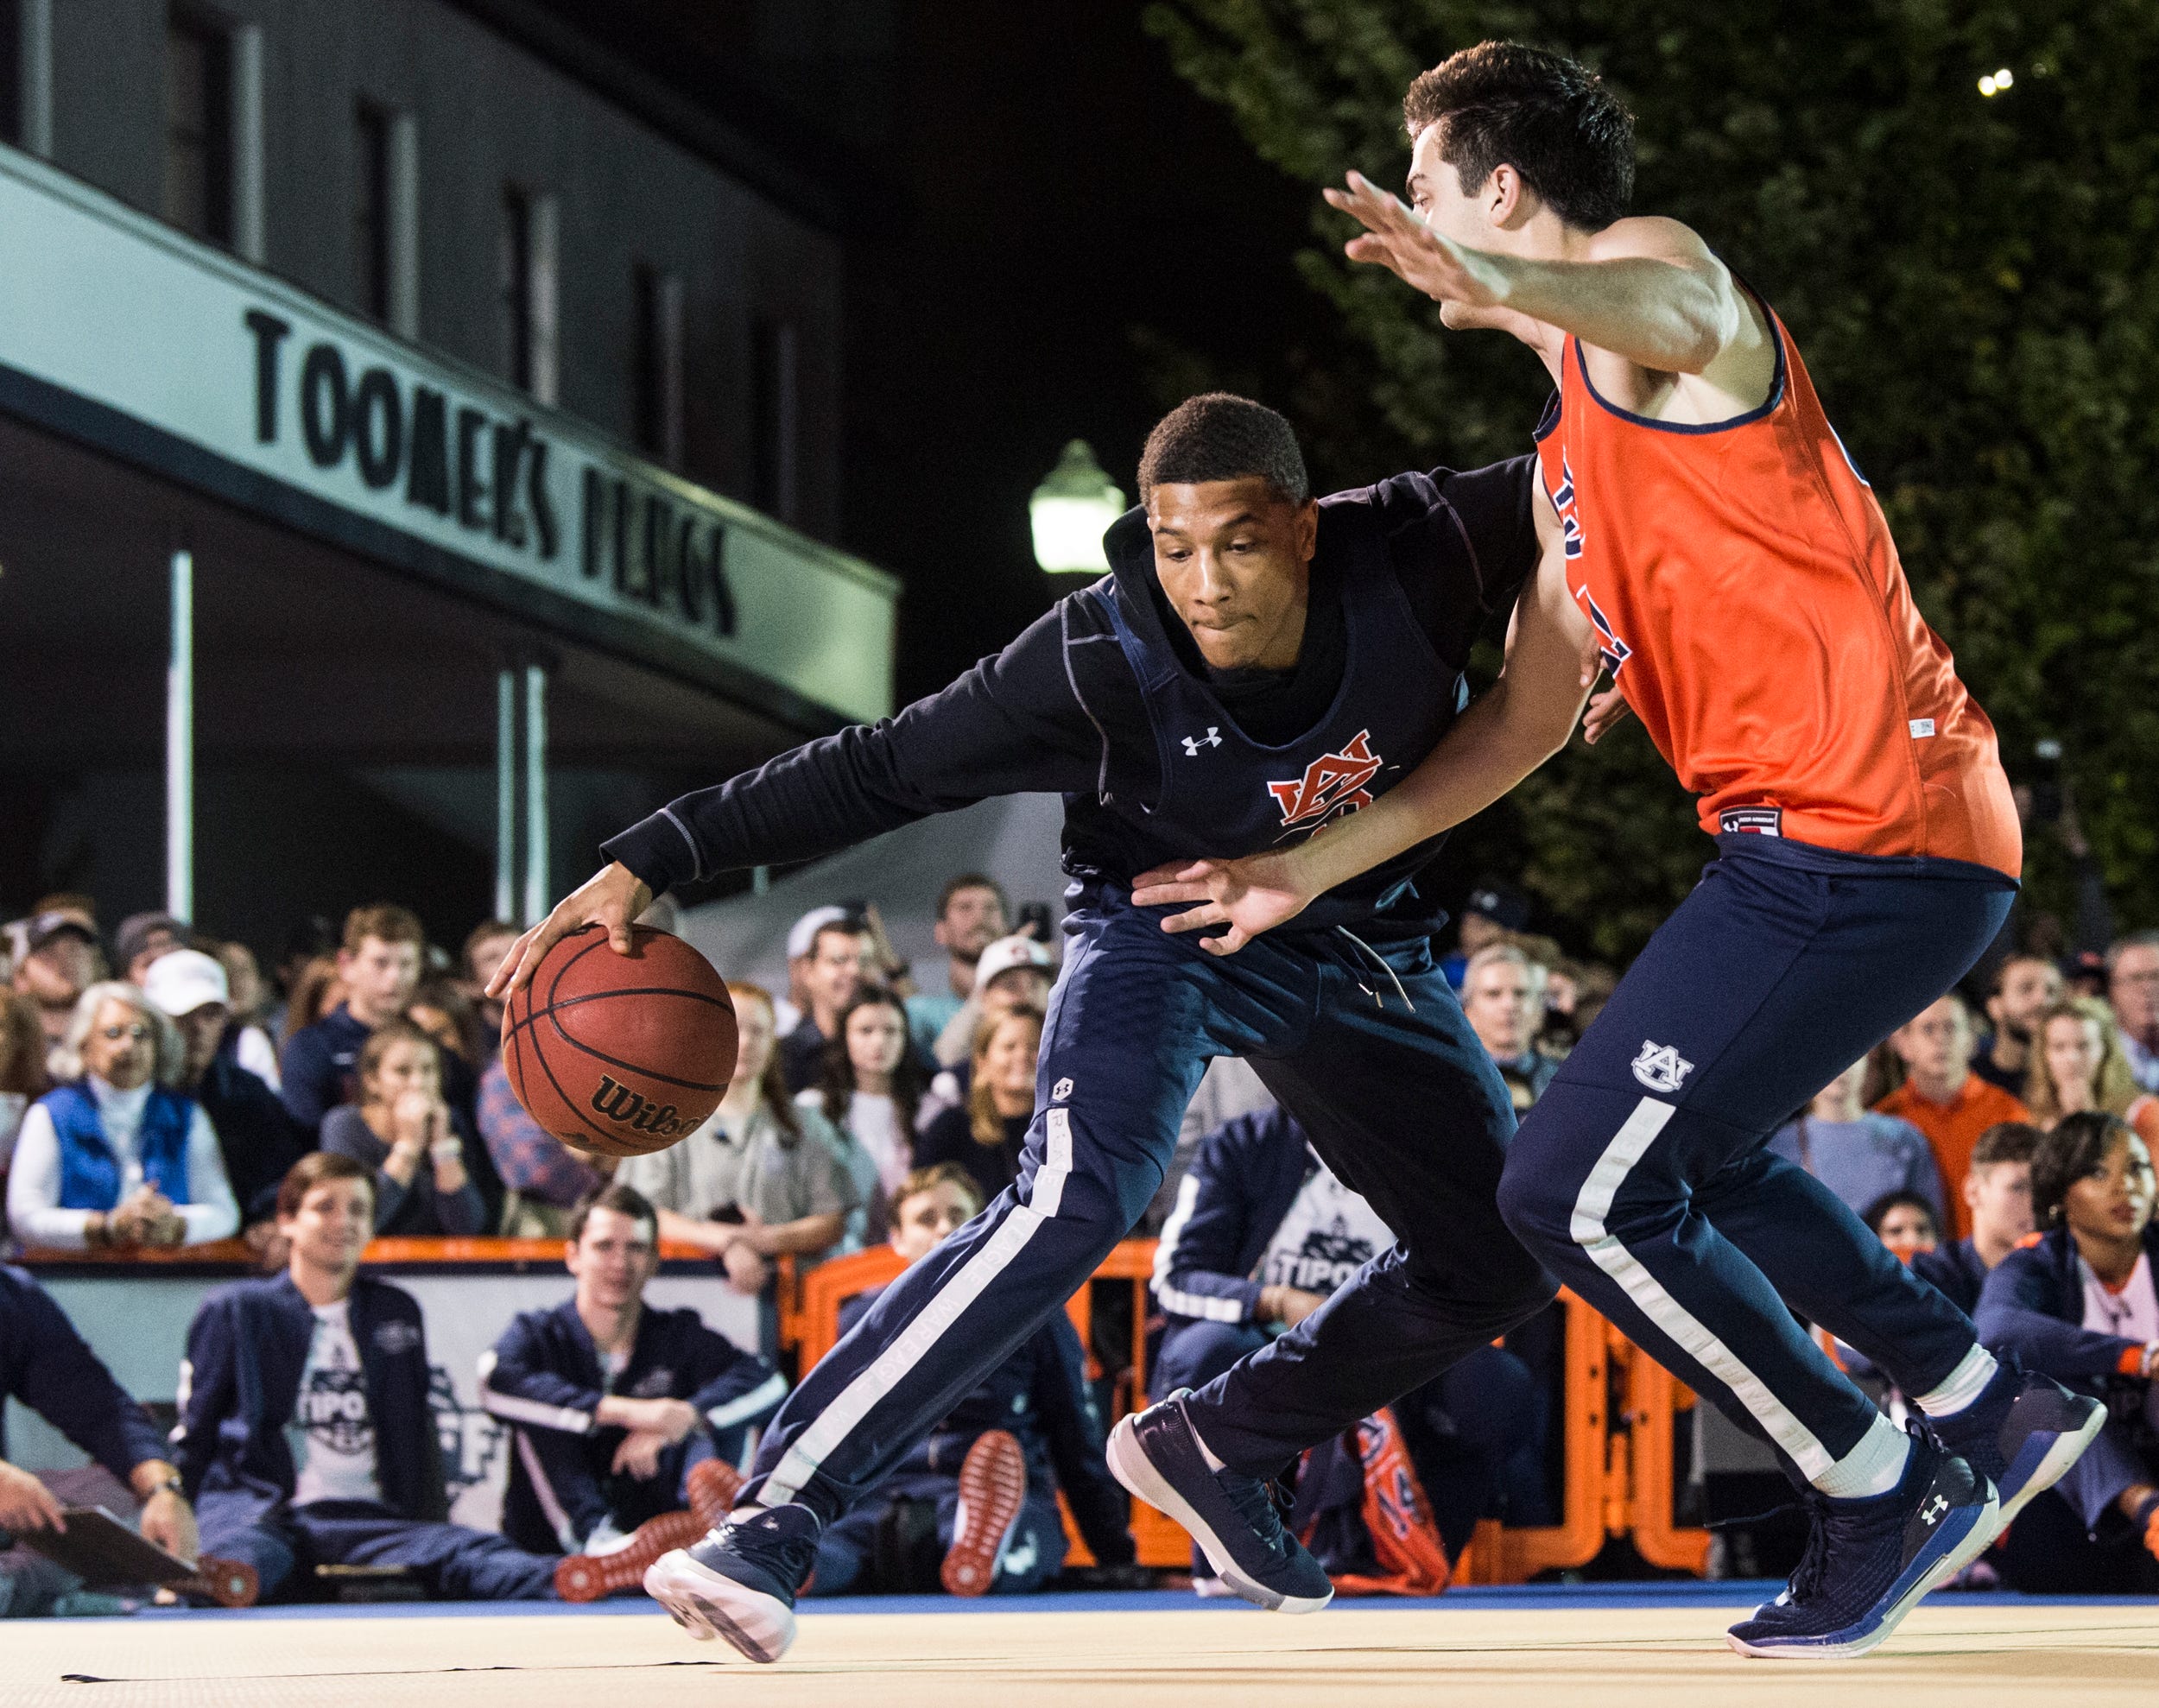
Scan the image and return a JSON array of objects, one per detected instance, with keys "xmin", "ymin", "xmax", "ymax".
[
  {"xmin": 1269, "ymin": 731, "xmax": 1383, "ymax": 832},
  {"xmin": 1550, "ymin": 454, "xmax": 1585, "ymax": 560},
  {"xmin": 1582, "ymin": 590, "xmax": 1631, "ymax": 676},
  {"xmin": 1630, "ymin": 1041, "xmax": 1694, "ymax": 1095}
]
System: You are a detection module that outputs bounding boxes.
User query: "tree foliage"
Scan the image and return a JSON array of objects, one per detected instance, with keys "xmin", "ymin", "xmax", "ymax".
[{"xmin": 1147, "ymin": 0, "xmax": 2159, "ymax": 960}]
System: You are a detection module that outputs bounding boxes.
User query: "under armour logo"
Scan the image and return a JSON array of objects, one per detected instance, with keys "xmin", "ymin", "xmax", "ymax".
[
  {"xmin": 1181, "ymin": 727, "xmax": 1222, "ymax": 756},
  {"xmin": 1052, "ymin": 1077, "xmax": 1073, "ymax": 1102},
  {"xmin": 1920, "ymin": 1494, "xmax": 1948, "ymax": 1527},
  {"xmin": 1630, "ymin": 1041, "xmax": 1694, "ymax": 1095}
]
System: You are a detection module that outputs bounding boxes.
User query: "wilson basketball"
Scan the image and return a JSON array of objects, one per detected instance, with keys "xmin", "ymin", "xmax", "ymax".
[{"xmin": 502, "ymin": 925, "xmax": 736, "ymax": 1159}]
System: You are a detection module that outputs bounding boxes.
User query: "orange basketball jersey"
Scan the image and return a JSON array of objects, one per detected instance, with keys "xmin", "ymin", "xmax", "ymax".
[{"xmin": 1533, "ymin": 301, "xmax": 2021, "ymax": 877}]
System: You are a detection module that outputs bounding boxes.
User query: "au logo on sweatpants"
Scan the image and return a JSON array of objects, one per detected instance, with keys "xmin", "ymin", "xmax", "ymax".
[{"xmin": 1630, "ymin": 1041, "xmax": 1694, "ymax": 1095}]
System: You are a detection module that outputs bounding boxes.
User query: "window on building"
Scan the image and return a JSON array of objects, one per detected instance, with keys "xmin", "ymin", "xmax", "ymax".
[
  {"xmin": 501, "ymin": 186, "xmax": 559, "ymax": 405},
  {"xmin": 752, "ymin": 314, "xmax": 800, "ymax": 525},
  {"xmin": 164, "ymin": 9, "xmax": 233, "ymax": 244},
  {"xmin": 632, "ymin": 264, "xmax": 684, "ymax": 468},
  {"xmin": 1, "ymin": 1, "xmax": 22, "ymax": 148}
]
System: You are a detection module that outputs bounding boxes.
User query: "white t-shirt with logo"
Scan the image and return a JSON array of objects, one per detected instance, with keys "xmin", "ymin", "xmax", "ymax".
[
  {"xmin": 1256, "ymin": 1161, "xmax": 1398, "ymax": 1300},
  {"xmin": 288, "ymin": 1300, "xmax": 383, "ymax": 1508}
]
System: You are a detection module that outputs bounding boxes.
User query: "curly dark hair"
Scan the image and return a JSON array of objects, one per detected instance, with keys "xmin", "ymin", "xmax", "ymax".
[
  {"xmin": 1136, "ymin": 393, "xmax": 1309, "ymax": 506},
  {"xmin": 2029, "ymin": 1110, "xmax": 2134, "ymax": 1230},
  {"xmin": 817, "ymin": 987, "xmax": 926, "ymax": 1141}
]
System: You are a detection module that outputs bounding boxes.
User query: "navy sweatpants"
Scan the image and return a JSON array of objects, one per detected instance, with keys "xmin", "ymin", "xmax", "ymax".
[
  {"xmin": 1496, "ymin": 837, "xmax": 2015, "ymax": 1490},
  {"xmin": 742, "ymin": 891, "xmax": 1551, "ymax": 1519},
  {"xmin": 200, "ymin": 1496, "xmax": 556, "ymax": 1602}
]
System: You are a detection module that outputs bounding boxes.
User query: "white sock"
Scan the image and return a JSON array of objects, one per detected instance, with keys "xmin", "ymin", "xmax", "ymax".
[
  {"xmin": 1811, "ymin": 1412, "xmax": 1912, "ymax": 1501},
  {"xmin": 1911, "ymin": 1345, "xmax": 1998, "ymax": 1418}
]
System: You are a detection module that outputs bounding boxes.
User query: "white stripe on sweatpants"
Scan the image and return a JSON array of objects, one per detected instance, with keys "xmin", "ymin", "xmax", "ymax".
[
  {"xmin": 1568, "ymin": 1095, "xmax": 1843, "ymax": 1481},
  {"xmin": 762, "ymin": 1108, "xmax": 1076, "ymax": 1506},
  {"xmin": 515, "ymin": 1427, "xmax": 581, "ymax": 1553}
]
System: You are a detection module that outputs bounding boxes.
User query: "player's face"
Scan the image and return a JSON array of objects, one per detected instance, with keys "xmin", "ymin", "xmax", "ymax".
[
  {"xmin": 2062, "ymin": 1135, "xmax": 2156, "ymax": 1243},
  {"xmin": 569, "ymin": 1205, "xmax": 659, "ymax": 1306},
  {"xmin": 1148, "ymin": 478, "xmax": 1319, "ymax": 672},
  {"xmin": 2042, "ymin": 1015, "xmax": 2105, "ymax": 1110},
  {"xmin": 1991, "ymin": 958, "xmax": 2062, "ymax": 1038},
  {"xmin": 1965, "ymin": 1161, "xmax": 2033, "ymax": 1246},
  {"xmin": 282, "ymin": 1178, "xmax": 374, "ymax": 1274},
  {"xmin": 889, "ymin": 1181, "xmax": 980, "ymax": 1261},
  {"xmin": 845, "ymin": 1002, "xmax": 909, "ymax": 1081},
  {"xmin": 1406, "ymin": 124, "xmax": 1491, "ymax": 249}
]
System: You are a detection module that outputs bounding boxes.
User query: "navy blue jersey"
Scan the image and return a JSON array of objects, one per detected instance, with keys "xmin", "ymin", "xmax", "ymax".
[
  {"xmin": 604, "ymin": 460, "xmax": 1537, "ymax": 933},
  {"xmin": 0, "ymin": 1265, "xmax": 169, "ymax": 1479}
]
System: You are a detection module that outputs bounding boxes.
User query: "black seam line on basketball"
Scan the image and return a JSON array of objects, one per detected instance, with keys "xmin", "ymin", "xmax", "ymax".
[
  {"xmin": 497, "ymin": 925, "xmax": 668, "ymax": 1050},
  {"xmin": 497, "ymin": 985, "xmax": 729, "ymax": 1054},
  {"xmin": 521, "ymin": 958, "xmax": 635, "ymax": 1151},
  {"xmin": 537, "ymin": 1004, "xmax": 728, "ymax": 1095}
]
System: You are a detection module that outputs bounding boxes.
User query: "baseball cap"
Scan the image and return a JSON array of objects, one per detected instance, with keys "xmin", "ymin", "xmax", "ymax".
[
  {"xmin": 975, "ymin": 934, "xmax": 1056, "ymax": 991},
  {"xmin": 115, "ymin": 911, "xmax": 191, "ymax": 971},
  {"xmin": 142, "ymin": 949, "xmax": 231, "ymax": 1018},
  {"xmin": 23, "ymin": 909, "xmax": 99, "ymax": 955},
  {"xmin": 1463, "ymin": 882, "xmax": 1531, "ymax": 933},
  {"xmin": 786, "ymin": 905, "xmax": 857, "ymax": 961}
]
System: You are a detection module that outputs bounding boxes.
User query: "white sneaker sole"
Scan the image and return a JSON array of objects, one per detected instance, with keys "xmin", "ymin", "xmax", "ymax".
[
  {"xmin": 643, "ymin": 1548, "xmax": 797, "ymax": 1664},
  {"xmin": 1996, "ymin": 1401, "xmax": 2109, "ymax": 1529},
  {"xmin": 1105, "ymin": 1418, "xmax": 1332, "ymax": 1616},
  {"xmin": 1725, "ymin": 1488, "xmax": 2001, "ymax": 1661}
]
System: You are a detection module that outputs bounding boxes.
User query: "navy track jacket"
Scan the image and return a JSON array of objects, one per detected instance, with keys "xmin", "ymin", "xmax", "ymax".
[
  {"xmin": 1150, "ymin": 1108, "xmax": 1316, "ymax": 1330},
  {"xmin": 0, "ymin": 1264, "xmax": 168, "ymax": 1479},
  {"xmin": 172, "ymin": 1273, "xmax": 447, "ymax": 1528},
  {"xmin": 1975, "ymin": 1224, "xmax": 2159, "ymax": 1389}
]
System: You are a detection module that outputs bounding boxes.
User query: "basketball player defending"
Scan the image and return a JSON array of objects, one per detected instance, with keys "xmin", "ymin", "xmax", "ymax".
[
  {"xmin": 495, "ymin": 395, "xmax": 1596, "ymax": 1661},
  {"xmin": 1127, "ymin": 42, "xmax": 2102, "ymax": 1657}
]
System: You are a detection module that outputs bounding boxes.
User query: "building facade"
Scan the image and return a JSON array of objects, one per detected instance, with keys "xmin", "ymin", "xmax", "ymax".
[{"xmin": 0, "ymin": 0, "xmax": 893, "ymax": 952}]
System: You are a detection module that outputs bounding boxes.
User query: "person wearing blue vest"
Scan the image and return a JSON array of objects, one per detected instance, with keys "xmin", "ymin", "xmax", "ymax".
[
  {"xmin": 171, "ymin": 1151, "xmax": 554, "ymax": 1602},
  {"xmin": 6, "ymin": 983, "xmax": 238, "ymax": 1251},
  {"xmin": 494, "ymin": 392, "xmax": 1569, "ymax": 1661},
  {"xmin": 478, "ymin": 1183, "xmax": 787, "ymax": 1574}
]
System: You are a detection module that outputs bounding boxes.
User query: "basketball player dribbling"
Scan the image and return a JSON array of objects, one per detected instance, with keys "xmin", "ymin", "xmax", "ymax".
[{"xmin": 1127, "ymin": 42, "xmax": 2103, "ymax": 1657}]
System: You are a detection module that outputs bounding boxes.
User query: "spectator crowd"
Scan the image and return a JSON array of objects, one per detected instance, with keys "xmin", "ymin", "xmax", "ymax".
[{"xmin": 3, "ymin": 860, "xmax": 2156, "ymax": 1610}]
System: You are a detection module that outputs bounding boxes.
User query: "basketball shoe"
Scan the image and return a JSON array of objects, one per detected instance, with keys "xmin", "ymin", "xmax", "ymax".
[
  {"xmin": 553, "ymin": 1458, "xmax": 744, "ymax": 1603},
  {"xmin": 644, "ymin": 1502, "xmax": 820, "ymax": 1664},
  {"xmin": 941, "ymin": 1429, "xmax": 1029, "ymax": 1597}
]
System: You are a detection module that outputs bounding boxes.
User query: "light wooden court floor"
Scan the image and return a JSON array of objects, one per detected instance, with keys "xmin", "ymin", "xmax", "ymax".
[{"xmin": 10, "ymin": 1587, "xmax": 2156, "ymax": 1708}]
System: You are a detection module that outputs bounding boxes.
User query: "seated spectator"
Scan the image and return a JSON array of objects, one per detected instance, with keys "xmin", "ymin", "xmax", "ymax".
[
  {"xmin": 1770, "ymin": 1057, "xmax": 1944, "ymax": 1229},
  {"xmin": 1975, "ymin": 953, "xmax": 2064, "ymax": 1096},
  {"xmin": 775, "ymin": 906, "xmax": 849, "ymax": 1038},
  {"xmin": 2, "ymin": 1265, "xmax": 198, "ymax": 1616},
  {"xmin": 1459, "ymin": 945, "xmax": 1555, "ymax": 1110},
  {"xmin": 320, "ymin": 1022, "xmax": 493, "ymax": 1237},
  {"xmin": 1875, "ymin": 992, "xmax": 2031, "ymax": 1237},
  {"xmin": 933, "ymin": 934, "xmax": 1055, "ymax": 1071},
  {"xmin": 917, "ymin": 1005, "xmax": 1043, "ymax": 1204},
  {"xmin": 1153, "ymin": 1105, "xmax": 1540, "ymax": 1588},
  {"xmin": 479, "ymin": 1184, "xmax": 785, "ymax": 1589},
  {"xmin": 142, "ymin": 952, "xmax": 308, "ymax": 1232},
  {"xmin": 281, "ymin": 905, "xmax": 427, "ymax": 1134},
  {"xmin": 477, "ymin": 1053, "xmax": 606, "ymax": 1238},
  {"xmin": 779, "ymin": 916, "xmax": 872, "ymax": 1094},
  {"xmin": 459, "ymin": 920, "xmax": 520, "ymax": 1066},
  {"xmin": 113, "ymin": 912, "xmax": 189, "ymax": 988},
  {"xmin": 803, "ymin": 988, "xmax": 928, "ymax": 1243},
  {"xmin": 2109, "ymin": 931, "xmax": 2159, "ymax": 1094},
  {"xmin": 617, "ymin": 982, "xmax": 857, "ymax": 1292},
  {"xmin": 9, "ymin": 911, "xmax": 101, "ymax": 1049},
  {"xmin": 2026, "ymin": 997, "xmax": 2143, "ymax": 1131},
  {"xmin": 1976, "ymin": 1112, "xmax": 2159, "ymax": 1592},
  {"xmin": 0, "ymin": 992, "xmax": 50, "ymax": 1180},
  {"xmin": 1439, "ymin": 881, "xmax": 1529, "ymax": 991},
  {"xmin": 807, "ymin": 1163, "xmax": 1135, "ymax": 1597},
  {"xmin": 7, "ymin": 983, "xmax": 239, "ymax": 1251},
  {"xmin": 1913, "ymin": 1122, "xmax": 2040, "ymax": 1315},
  {"xmin": 279, "ymin": 954, "xmax": 345, "ymax": 1049},
  {"xmin": 174, "ymin": 1153, "xmax": 554, "ymax": 1602},
  {"xmin": 210, "ymin": 939, "xmax": 282, "ymax": 1091},
  {"xmin": 408, "ymin": 978, "xmax": 478, "ymax": 1072},
  {"xmin": 906, "ymin": 876, "xmax": 1010, "ymax": 1058},
  {"xmin": 1864, "ymin": 1190, "xmax": 1941, "ymax": 1263}
]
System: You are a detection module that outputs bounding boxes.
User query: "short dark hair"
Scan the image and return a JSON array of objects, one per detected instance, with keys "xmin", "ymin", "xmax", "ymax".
[
  {"xmin": 811, "ymin": 918, "xmax": 870, "ymax": 959},
  {"xmin": 1403, "ymin": 41, "xmax": 1633, "ymax": 231},
  {"xmin": 2029, "ymin": 1111, "xmax": 2133, "ymax": 1230},
  {"xmin": 1972, "ymin": 1121, "xmax": 2042, "ymax": 1172},
  {"xmin": 277, "ymin": 1150, "xmax": 374, "ymax": 1221},
  {"xmin": 343, "ymin": 903, "xmax": 426, "ymax": 956},
  {"xmin": 937, "ymin": 874, "xmax": 1008, "ymax": 921},
  {"xmin": 1862, "ymin": 1190, "xmax": 1939, "ymax": 1241},
  {"xmin": 568, "ymin": 1181, "xmax": 658, "ymax": 1245},
  {"xmin": 1137, "ymin": 393, "xmax": 1309, "ymax": 507}
]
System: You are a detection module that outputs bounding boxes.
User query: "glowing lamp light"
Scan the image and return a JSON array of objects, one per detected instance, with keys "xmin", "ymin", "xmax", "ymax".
[
  {"xmin": 1029, "ymin": 440, "xmax": 1126, "ymax": 574},
  {"xmin": 1979, "ymin": 66, "xmax": 2014, "ymax": 96}
]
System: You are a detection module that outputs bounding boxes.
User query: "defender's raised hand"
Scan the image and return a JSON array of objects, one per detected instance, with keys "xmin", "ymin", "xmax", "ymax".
[
  {"xmin": 1323, "ymin": 170, "xmax": 1511, "ymax": 307},
  {"xmin": 1128, "ymin": 849, "xmax": 1315, "ymax": 956},
  {"xmin": 486, "ymin": 862, "xmax": 653, "ymax": 1002}
]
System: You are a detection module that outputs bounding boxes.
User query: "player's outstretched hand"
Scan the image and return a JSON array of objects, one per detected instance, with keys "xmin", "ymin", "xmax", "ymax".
[
  {"xmin": 486, "ymin": 862, "xmax": 654, "ymax": 1002},
  {"xmin": 1129, "ymin": 851, "xmax": 1314, "ymax": 955},
  {"xmin": 1576, "ymin": 623, "xmax": 1633, "ymax": 746},
  {"xmin": 1322, "ymin": 170, "xmax": 1511, "ymax": 307}
]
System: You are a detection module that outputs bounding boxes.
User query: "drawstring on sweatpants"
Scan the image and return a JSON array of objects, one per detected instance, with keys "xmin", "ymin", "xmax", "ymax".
[{"xmin": 1332, "ymin": 926, "xmax": 1415, "ymax": 1013}]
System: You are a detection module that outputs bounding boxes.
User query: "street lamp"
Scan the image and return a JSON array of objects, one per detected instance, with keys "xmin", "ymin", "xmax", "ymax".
[{"xmin": 1029, "ymin": 440, "xmax": 1126, "ymax": 574}]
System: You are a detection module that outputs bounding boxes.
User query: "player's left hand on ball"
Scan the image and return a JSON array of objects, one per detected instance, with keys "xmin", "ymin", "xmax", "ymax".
[
  {"xmin": 487, "ymin": 862, "xmax": 653, "ymax": 1001},
  {"xmin": 1130, "ymin": 852, "xmax": 1313, "ymax": 955}
]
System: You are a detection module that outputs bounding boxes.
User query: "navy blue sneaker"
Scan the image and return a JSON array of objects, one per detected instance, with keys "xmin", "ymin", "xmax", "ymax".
[
  {"xmin": 643, "ymin": 1504, "xmax": 820, "ymax": 1664},
  {"xmin": 1726, "ymin": 1432, "xmax": 1997, "ymax": 1659},
  {"xmin": 1106, "ymin": 1390, "xmax": 1333, "ymax": 1614},
  {"xmin": 1926, "ymin": 1361, "xmax": 2105, "ymax": 1528}
]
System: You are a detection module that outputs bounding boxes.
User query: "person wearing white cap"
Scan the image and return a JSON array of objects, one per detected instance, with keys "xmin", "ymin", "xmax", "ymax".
[
  {"xmin": 771, "ymin": 906, "xmax": 850, "ymax": 1039},
  {"xmin": 142, "ymin": 952, "xmax": 309, "ymax": 1230},
  {"xmin": 931, "ymin": 935, "xmax": 1056, "ymax": 1072}
]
